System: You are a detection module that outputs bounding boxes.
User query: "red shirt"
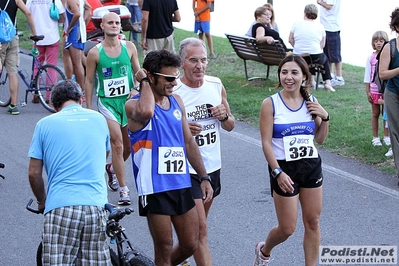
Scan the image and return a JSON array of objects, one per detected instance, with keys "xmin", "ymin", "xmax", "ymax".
[
  {"xmin": 103, "ymin": 0, "xmax": 121, "ymax": 6},
  {"xmin": 86, "ymin": 0, "xmax": 103, "ymax": 33}
]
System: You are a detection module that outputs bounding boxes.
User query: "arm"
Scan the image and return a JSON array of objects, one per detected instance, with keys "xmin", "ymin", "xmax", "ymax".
[
  {"xmin": 379, "ymin": 41, "xmax": 399, "ymax": 80},
  {"xmin": 65, "ymin": 0, "xmax": 81, "ymax": 35},
  {"xmin": 84, "ymin": 47, "xmax": 99, "ymax": 109},
  {"xmin": 255, "ymin": 25, "xmax": 276, "ymax": 45},
  {"xmin": 194, "ymin": 0, "xmax": 211, "ymax": 16},
  {"xmin": 140, "ymin": 10, "xmax": 149, "ymax": 49},
  {"xmin": 209, "ymin": 85, "xmax": 235, "ymax": 132},
  {"xmin": 172, "ymin": 9, "xmax": 181, "ymax": 22},
  {"xmin": 83, "ymin": 0, "xmax": 92, "ymax": 25},
  {"xmin": 320, "ymin": 35, "xmax": 326, "ymax": 49},
  {"xmin": 259, "ymin": 97, "xmax": 294, "ymax": 194},
  {"xmin": 28, "ymin": 158, "xmax": 46, "ymax": 211},
  {"xmin": 138, "ymin": 0, "xmax": 143, "ymax": 9},
  {"xmin": 305, "ymin": 99, "xmax": 329, "ymax": 144},
  {"xmin": 127, "ymin": 41, "xmax": 141, "ymax": 87},
  {"xmin": 16, "ymin": 0, "xmax": 37, "ymax": 35},
  {"xmin": 288, "ymin": 31, "xmax": 295, "ymax": 47},
  {"xmin": 125, "ymin": 77, "xmax": 155, "ymax": 133},
  {"xmin": 364, "ymin": 55, "xmax": 373, "ymax": 103},
  {"xmin": 317, "ymin": 0, "xmax": 333, "ymax": 10}
]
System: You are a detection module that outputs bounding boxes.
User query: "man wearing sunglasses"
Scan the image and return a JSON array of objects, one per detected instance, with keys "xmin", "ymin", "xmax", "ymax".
[
  {"xmin": 125, "ymin": 49, "xmax": 213, "ymax": 266},
  {"xmin": 173, "ymin": 37, "xmax": 235, "ymax": 266},
  {"xmin": 85, "ymin": 12, "xmax": 141, "ymax": 205}
]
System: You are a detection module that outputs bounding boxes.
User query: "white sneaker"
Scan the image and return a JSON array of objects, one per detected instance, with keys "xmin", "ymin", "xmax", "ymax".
[
  {"xmin": 331, "ymin": 77, "xmax": 345, "ymax": 86},
  {"xmin": 383, "ymin": 136, "xmax": 391, "ymax": 146},
  {"xmin": 385, "ymin": 147, "xmax": 393, "ymax": 157},
  {"xmin": 253, "ymin": 242, "xmax": 272, "ymax": 266},
  {"xmin": 372, "ymin": 137, "xmax": 382, "ymax": 147}
]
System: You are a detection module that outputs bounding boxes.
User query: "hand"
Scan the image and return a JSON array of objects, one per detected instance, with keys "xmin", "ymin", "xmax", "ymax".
[
  {"xmin": 306, "ymin": 101, "xmax": 328, "ymax": 120},
  {"xmin": 277, "ymin": 172, "xmax": 294, "ymax": 194},
  {"xmin": 209, "ymin": 104, "xmax": 227, "ymax": 121},
  {"xmin": 135, "ymin": 68, "xmax": 148, "ymax": 83},
  {"xmin": 366, "ymin": 92, "xmax": 373, "ymax": 104},
  {"xmin": 188, "ymin": 122, "xmax": 202, "ymax": 136},
  {"xmin": 201, "ymin": 180, "xmax": 213, "ymax": 203},
  {"xmin": 141, "ymin": 39, "xmax": 147, "ymax": 50}
]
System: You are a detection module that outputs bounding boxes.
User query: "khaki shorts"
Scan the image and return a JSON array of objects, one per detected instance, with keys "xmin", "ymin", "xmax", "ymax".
[
  {"xmin": 0, "ymin": 35, "xmax": 20, "ymax": 74},
  {"xmin": 145, "ymin": 34, "xmax": 175, "ymax": 55}
]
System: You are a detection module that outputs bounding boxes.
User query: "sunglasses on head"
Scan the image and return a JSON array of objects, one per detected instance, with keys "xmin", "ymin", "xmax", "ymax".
[{"xmin": 154, "ymin": 71, "xmax": 180, "ymax": 82}]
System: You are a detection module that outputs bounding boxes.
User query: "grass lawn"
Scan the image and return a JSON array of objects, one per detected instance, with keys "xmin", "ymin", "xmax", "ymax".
[{"xmin": 16, "ymin": 11, "xmax": 396, "ymax": 175}]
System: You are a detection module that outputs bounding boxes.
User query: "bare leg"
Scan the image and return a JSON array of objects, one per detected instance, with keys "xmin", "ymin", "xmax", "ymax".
[
  {"xmin": 204, "ymin": 32, "xmax": 214, "ymax": 55},
  {"xmin": 171, "ymin": 206, "xmax": 199, "ymax": 265},
  {"xmin": 9, "ymin": 73, "xmax": 18, "ymax": 106},
  {"xmin": 262, "ymin": 194, "xmax": 299, "ymax": 256},
  {"xmin": 146, "ymin": 206, "xmax": 199, "ymax": 266},
  {"xmin": 107, "ymin": 120, "xmax": 127, "ymax": 187},
  {"xmin": 192, "ymin": 199, "xmax": 213, "ymax": 266},
  {"xmin": 371, "ymin": 103, "xmax": 381, "ymax": 138},
  {"xmin": 335, "ymin": 62, "xmax": 343, "ymax": 77},
  {"xmin": 68, "ymin": 46, "xmax": 85, "ymax": 89},
  {"xmin": 300, "ymin": 187, "xmax": 322, "ymax": 266}
]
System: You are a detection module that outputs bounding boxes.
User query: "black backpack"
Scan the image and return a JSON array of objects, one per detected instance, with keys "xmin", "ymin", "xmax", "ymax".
[{"xmin": 373, "ymin": 38, "xmax": 397, "ymax": 94}]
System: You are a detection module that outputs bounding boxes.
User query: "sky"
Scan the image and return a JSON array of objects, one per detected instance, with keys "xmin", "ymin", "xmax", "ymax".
[{"xmin": 174, "ymin": 0, "xmax": 399, "ymax": 67}]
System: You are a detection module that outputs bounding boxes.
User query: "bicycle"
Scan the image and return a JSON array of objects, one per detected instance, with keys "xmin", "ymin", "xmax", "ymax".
[
  {"xmin": 0, "ymin": 163, "xmax": 5, "ymax": 180},
  {"xmin": 26, "ymin": 199, "xmax": 155, "ymax": 266},
  {"xmin": 0, "ymin": 35, "xmax": 66, "ymax": 113}
]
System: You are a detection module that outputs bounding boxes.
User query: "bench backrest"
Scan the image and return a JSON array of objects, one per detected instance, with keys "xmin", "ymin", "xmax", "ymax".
[{"xmin": 225, "ymin": 33, "xmax": 285, "ymax": 66}]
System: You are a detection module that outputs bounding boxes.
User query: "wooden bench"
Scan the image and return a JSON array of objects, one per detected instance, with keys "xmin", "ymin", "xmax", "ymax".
[{"xmin": 225, "ymin": 33, "xmax": 286, "ymax": 81}]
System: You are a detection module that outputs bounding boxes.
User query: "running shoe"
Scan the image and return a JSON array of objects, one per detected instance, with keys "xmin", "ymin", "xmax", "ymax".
[
  {"xmin": 7, "ymin": 105, "xmax": 19, "ymax": 115},
  {"xmin": 372, "ymin": 137, "xmax": 382, "ymax": 147},
  {"xmin": 118, "ymin": 189, "xmax": 131, "ymax": 205},
  {"xmin": 105, "ymin": 163, "xmax": 119, "ymax": 192},
  {"xmin": 383, "ymin": 136, "xmax": 391, "ymax": 146},
  {"xmin": 331, "ymin": 77, "xmax": 345, "ymax": 86},
  {"xmin": 253, "ymin": 242, "xmax": 272, "ymax": 266},
  {"xmin": 385, "ymin": 147, "xmax": 393, "ymax": 157}
]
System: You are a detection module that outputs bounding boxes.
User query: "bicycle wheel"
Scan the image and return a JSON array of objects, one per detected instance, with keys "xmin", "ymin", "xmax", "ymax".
[
  {"xmin": 35, "ymin": 64, "xmax": 66, "ymax": 113},
  {"xmin": 126, "ymin": 251, "xmax": 155, "ymax": 266},
  {"xmin": 0, "ymin": 69, "xmax": 11, "ymax": 107},
  {"xmin": 36, "ymin": 242, "xmax": 43, "ymax": 266},
  {"xmin": 110, "ymin": 247, "xmax": 120, "ymax": 266}
]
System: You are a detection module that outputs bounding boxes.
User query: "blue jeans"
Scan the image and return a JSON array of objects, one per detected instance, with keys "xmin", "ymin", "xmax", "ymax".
[{"xmin": 126, "ymin": 4, "xmax": 142, "ymax": 42}]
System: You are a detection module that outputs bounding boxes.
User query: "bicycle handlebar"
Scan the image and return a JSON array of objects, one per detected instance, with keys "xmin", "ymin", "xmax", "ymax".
[
  {"xmin": 26, "ymin": 198, "xmax": 44, "ymax": 214},
  {"xmin": 105, "ymin": 203, "xmax": 134, "ymax": 222}
]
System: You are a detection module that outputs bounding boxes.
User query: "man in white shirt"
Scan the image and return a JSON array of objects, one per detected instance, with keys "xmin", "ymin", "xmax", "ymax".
[{"xmin": 317, "ymin": 0, "xmax": 345, "ymax": 86}]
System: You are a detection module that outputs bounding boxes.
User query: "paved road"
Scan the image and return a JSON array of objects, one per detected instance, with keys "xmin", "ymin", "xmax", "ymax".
[{"xmin": 0, "ymin": 54, "xmax": 398, "ymax": 265}]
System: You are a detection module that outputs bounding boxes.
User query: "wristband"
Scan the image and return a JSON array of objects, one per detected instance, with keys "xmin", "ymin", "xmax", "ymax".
[
  {"xmin": 271, "ymin": 168, "xmax": 282, "ymax": 179},
  {"xmin": 140, "ymin": 77, "xmax": 151, "ymax": 85},
  {"xmin": 200, "ymin": 175, "xmax": 212, "ymax": 182},
  {"xmin": 219, "ymin": 114, "xmax": 229, "ymax": 122},
  {"xmin": 37, "ymin": 198, "xmax": 46, "ymax": 205},
  {"xmin": 321, "ymin": 114, "xmax": 330, "ymax": 122}
]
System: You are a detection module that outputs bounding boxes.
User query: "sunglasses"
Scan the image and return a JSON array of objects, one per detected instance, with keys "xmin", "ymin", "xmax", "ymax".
[{"xmin": 154, "ymin": 71, "xmax": 180, "ymax": 82}]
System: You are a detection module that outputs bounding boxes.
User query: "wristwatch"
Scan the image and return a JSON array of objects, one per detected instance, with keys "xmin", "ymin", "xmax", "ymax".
[
  {"xmin": 200, "ymin": 175, "xmax": 212, "ymax": 182},
  {"xmin": 271, "ymin": 168, "xmax": 283, "ymax": 179},
  {"xmin": 321, "ymin": 114, "xmax": 330, "ymax": 122}
]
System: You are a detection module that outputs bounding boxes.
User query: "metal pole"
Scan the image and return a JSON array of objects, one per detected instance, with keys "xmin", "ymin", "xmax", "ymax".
[{"xmin": 268, "ymin": 0, "xmax": 273, "ymax": 4}]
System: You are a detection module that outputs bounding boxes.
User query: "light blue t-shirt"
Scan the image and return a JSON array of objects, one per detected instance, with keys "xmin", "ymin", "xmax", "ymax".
[{"xmin": 28, "ymin": 104, "xmax": 110, "ymax": 214}]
